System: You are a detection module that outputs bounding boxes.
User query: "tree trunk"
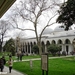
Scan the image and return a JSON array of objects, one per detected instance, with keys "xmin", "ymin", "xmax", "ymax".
[
  {"xmin": 0, "ymin": 41, "xmax": 2, "ymax": 52},
  {"xmin": 37, "ymin": 41, "xmax": 42, "ymax": 55}
]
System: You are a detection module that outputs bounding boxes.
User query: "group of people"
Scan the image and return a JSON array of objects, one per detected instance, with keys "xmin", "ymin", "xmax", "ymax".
[{"xmin": 0, "ymin": 55, "xmax": 13, "ymax": 73}]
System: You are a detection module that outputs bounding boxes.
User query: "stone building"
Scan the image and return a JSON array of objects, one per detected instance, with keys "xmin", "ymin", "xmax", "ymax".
[{"xmin": 15, "ymin": 26, "xmax": 75, "ymax": 55}]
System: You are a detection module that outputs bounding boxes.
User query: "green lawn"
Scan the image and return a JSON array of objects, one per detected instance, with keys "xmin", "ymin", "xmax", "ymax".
[
  {"xmin": 5, "ymin": 55, "xmax": 41, "ymax": 61},
  {"xmin": 8, "ymin": 56, "xmax": 75, "ymax": 75}
]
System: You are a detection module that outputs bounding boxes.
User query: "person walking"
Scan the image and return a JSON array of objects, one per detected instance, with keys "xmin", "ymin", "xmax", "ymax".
[
  {"xmin": 8, "ymin": 57, "xmax": 13, "ymax": 73},
  {"xmin": 0, "ymin": 57, "xmax": 4, "ymax": 72},
  {"xmin": 0, "ymin": 56, "xmax": 6, "ymax": 72}
]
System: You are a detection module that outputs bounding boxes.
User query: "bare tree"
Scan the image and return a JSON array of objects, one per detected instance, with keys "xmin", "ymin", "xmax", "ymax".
[
  {"xmin": 8, "ymin": 0, "xmax": 62, "ymax": 55},
  {"xmin": 0, "ymin": 20, "xmax": 11, "ymax": 52}
]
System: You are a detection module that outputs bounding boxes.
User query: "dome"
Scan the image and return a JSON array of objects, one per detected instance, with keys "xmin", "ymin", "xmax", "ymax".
[
  {"xmin": 54, "ymin": 25, "xmax": 65, "ymax": 32},
  {"xmin": 43, "ymin": 28, "xmax": 53, "ymax": 35}
]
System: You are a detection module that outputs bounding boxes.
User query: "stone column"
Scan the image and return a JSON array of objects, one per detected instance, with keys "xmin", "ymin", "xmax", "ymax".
[
  {"xmin": 62, "ymin": 44, "xmax": 65, "ymax": 52},
  {"xmin": 27, "ymin": 45, "xmax": 28, "ymax": 54},
  {"xmin": 30, "ymin": 45, "xmax": 32, "ymax": 55},
  {"xmin": 21, "ymin": 43, "xmax": 23, "ymax": 52},
  {"xmin": 45, "ymin": 44, "xmax": 47, "ymax": 53},
  {"xmin": 24, "ymin": 44, "xmax": 26, "ymax": 53}
]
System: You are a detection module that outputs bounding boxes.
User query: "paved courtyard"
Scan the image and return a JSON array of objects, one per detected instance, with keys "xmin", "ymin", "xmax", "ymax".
[{"xmin": 0, "ymin": 66, "xmax": 25, "ymax": 75}]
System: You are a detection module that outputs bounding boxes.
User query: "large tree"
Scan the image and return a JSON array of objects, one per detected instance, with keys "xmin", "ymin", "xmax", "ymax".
[
  {"xmin": 57, "ymin": 0, "xmax": 75, "ymax": 30},
  {"xmin": 0, "ymin": 20, "xmax": 11, "ymax": 52},
  {"xmin": 8, "ymin": 0, "xmax": 62, "ymax": 55},
  {"xmin": 3, "ymin": 38, "xmax": 15, "ymax": 55}
]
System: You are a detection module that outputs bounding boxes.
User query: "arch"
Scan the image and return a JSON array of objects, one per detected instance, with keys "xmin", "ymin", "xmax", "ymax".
[
  {"xmin": 51, "ymin": 40, "xmax": 56, "ymax": 44},
  {"xmin": 72, "ymin": 38, "xmax": 75, "ymax": 44},
  {"xmin": 58, "ymin": 39, "xmax": 63, "ymax": 44},
  {"xmin": 46, "ymin": 40, "xmax": 50, "ymax": 46},
  {"xmin": 46, "ymin": 40, "xmax": 50, "ymax": 50},
  {"xmin": 41, "ymin": 41, "xmax": 45, "ymax": 45},
  {"xmin": 65, "ymin": 39, "xmax": 71, "ymax": 55},
  {"xmin": 65, "ymin": 39, "xmax": 71, "ymax": 44},
  {"xmin": 34, "ymin": 42, "xmax": 36, "ymax": 45}
]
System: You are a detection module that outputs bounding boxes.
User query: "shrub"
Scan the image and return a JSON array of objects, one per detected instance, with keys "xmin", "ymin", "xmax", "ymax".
[
  {"xmin": 47, "ymin": 44, "xmax": 61, "ymax": 56},
  {"xmin": 32, "ymin": 45, "xmax": 39, "ymax": 54}
]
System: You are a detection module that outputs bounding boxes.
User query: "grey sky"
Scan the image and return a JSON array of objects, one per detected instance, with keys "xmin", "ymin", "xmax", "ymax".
[{"xmin": 1, "ymin": 0, "xmax": 74, "ymax": 41}]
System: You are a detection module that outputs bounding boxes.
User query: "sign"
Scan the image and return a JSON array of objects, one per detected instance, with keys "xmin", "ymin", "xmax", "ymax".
[{"xmin": 41, "ymin": 54, "xmax": 48, "ymax": 71}]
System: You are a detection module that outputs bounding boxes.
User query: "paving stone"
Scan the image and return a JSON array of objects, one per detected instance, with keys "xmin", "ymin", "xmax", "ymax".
[{"xmin": 2, "ymin": 66, "xmax": 25, "ymax": 75}]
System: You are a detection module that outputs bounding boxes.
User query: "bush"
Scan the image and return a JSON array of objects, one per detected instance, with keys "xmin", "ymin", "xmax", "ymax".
[
  {"xmin": 32, "ymin": 45, "xmax": 39, "ymax": 54},
  {"xmin": 47, "ymin": 44, "xmax": 61, "ymax": 56}
]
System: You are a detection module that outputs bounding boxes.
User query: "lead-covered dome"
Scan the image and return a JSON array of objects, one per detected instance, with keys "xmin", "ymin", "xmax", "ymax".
[{"xmin": 43, "ymin": 28, "xmax": 53, "ymax": 35}]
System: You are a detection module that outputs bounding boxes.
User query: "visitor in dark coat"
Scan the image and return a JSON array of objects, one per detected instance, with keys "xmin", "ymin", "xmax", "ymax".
[{"xmin": 0, "ymin": 56, "xmax": 6, "ymax": 72}]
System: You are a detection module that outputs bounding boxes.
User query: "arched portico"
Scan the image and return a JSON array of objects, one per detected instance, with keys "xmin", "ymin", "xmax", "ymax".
[{"xmin": 18, "ymin": 31, "xmax": 75, "ymax": 55}]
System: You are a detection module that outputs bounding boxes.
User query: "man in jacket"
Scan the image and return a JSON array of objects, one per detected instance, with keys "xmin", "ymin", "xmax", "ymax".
[{"xmin": 0, "ymin": 56, "xmax": 6, "ymax": 72}]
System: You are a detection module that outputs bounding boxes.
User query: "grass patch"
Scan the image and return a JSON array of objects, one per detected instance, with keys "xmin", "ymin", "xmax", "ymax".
[
  {"xmin": 3, "ymin": 55, "xmax": 41, "ymax": 61},
  {"xmin": 8, "ymin": 56, "xmax": 75, "ymax": 75}
]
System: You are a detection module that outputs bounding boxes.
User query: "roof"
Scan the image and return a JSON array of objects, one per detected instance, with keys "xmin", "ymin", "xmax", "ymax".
[
  {"xmin": 42, "ymin": 28, "xmax": 53, "ymax": 35},
  {"xmin": 44, "ymin": 30, "xmax": 75, "ymax": 38},
  {"xmin": 0, "ymin": 0, "xmax": 16, "ymax": 18}
]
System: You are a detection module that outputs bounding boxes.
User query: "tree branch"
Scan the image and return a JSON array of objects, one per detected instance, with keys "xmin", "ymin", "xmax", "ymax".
[
  {"xmin": 16, "ymin": 27, "xmax": 35, "ymax": 31},
  {"xmin": 39, "ymin": 13, "xmax": 57, "ymax": 38}
]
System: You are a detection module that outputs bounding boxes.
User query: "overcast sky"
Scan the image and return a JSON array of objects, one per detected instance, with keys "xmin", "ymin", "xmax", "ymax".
[{"xmin": 1, "ymin": 0, "xmax": 75, "ymax": 41}]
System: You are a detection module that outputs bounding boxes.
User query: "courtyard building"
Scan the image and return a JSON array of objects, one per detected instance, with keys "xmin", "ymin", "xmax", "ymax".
[{"xmin": 15, "ymin": 28, "xmax": 75, "ymax": 55}]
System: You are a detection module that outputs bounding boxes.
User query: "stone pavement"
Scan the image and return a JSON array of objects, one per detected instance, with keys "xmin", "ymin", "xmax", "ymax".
[{"xmin": 0, "ymin": 66, "xmax": 25, "ymax": 75}]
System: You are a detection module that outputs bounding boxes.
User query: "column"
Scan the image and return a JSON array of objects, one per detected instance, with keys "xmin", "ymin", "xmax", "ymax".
[
  {"xmin": 62, "ymin": 44, "xmax": 65, "ymax": 52},
  {"xmin": 30, "ymin": 45, "xmax": 32, "ymax": 55},
  {"xmin": 45, "ymin": 44, "xmax": 47, "ymax": 53},
  {"xmin": 27, "ymin": 45, "xmax": 28, "ymax": 54}
]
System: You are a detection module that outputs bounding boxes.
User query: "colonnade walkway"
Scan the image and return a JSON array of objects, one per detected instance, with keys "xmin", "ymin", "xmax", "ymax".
[{"xmin": 0, "ymin": 55, "xmax": 74, "ymax": 75}]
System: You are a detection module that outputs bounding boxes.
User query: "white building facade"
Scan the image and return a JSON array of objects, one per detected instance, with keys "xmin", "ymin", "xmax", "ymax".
[{"xmin": 16, "ymin": 30, "xmax": 75, "ymax": 55}]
